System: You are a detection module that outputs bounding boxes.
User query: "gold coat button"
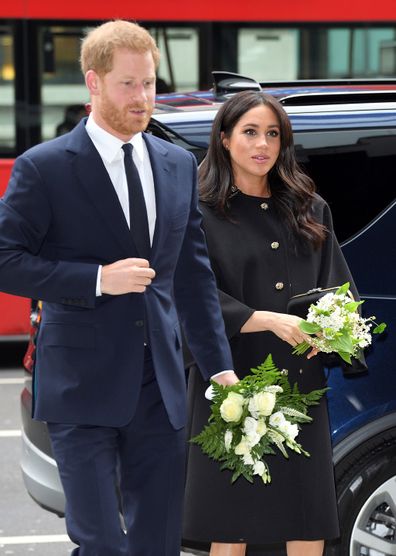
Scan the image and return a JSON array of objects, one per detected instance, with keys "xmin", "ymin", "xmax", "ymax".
[
  {"xmin": 271, "ymin": 241, "xmax": 279, "ymax": 250},
  {"xmin": 260, "ymin": 202, "xmax": 269, "ymax": 210},
  {"xmin": 275, "ymin": 282, "xmax": 284, "ymax": 290}
]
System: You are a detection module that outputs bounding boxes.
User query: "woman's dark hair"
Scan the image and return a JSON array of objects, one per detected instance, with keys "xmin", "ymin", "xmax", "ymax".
[{"xmin": 199, "ymin": 90, "xmax": 326, "ymax": 247}]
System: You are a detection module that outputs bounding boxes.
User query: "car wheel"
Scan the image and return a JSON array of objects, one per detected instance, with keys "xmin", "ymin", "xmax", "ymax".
[{"xmin": 327, "ymin": 427, "xmax": 396, "ymax": 556}]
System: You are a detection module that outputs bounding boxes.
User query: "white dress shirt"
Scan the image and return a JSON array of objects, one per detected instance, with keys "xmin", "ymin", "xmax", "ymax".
[{"xmin": 85, "ymin": 114, "xmax": 156, "ymax": 296}]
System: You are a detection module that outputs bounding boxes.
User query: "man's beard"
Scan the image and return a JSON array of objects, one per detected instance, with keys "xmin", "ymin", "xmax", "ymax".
[{"xmin": 99, "ymin": 92, "xmax": 152, "ymax": 137}]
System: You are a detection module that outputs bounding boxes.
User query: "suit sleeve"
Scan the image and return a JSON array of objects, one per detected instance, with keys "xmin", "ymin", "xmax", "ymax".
[
  {"xmin": 173, "ymin": 152, "xmax": 233, "ymax": 380},
  {"xmin": 0, "ymin": 154, "xmax": 98, "ymax": 307}
]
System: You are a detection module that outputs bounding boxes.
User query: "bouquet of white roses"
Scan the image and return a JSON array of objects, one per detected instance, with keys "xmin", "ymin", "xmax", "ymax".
[
  {"xmin": 191, "ymin": 355, "xmax": 327, "ymax": 484},
  {"xmin": 293, "ymin": 282, "xmax": 386, "ymax": 364}
]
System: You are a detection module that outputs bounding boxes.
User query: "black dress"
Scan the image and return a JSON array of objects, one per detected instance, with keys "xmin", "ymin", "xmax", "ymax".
[{"xmin": 183, "ymin": 192, "xmax": 355, "ymax": 549}]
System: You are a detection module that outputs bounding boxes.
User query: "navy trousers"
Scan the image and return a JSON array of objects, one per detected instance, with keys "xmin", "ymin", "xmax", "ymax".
[{"xmin": 48, "ymin": 350, "xmax": 186, "ymax": 556}]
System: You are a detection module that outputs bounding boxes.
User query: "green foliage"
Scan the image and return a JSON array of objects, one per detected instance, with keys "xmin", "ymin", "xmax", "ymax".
[
  {"xmin": 373, "ymin": 322, "xmax": 387, "ymax": 334},
  {"xmin": 191, "ymin": 355, "xmax": 328, "ymax": 484}
]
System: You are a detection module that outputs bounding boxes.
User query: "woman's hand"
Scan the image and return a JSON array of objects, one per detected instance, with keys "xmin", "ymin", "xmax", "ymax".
[{"xmin": 241, "ymin": 311, "xmax": 319, "ymax": 358}]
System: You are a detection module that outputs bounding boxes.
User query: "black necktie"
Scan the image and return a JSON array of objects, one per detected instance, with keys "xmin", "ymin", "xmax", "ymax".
[{"xmin": 122, "ymin": 143, "xmax": 150, "ymax": 260}]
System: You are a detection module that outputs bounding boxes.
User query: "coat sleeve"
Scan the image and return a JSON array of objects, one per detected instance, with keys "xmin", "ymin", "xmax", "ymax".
[
  {"xmin": 216, "ymin": 289, "xmax": 255, "ymax": 340},
  {"xmin": 173, "ymin": 152, "xmax": 233, "ymax": 379},
  {"xmin": 318, "ymin": 201, "xmax": 367, "ymax": 375}
]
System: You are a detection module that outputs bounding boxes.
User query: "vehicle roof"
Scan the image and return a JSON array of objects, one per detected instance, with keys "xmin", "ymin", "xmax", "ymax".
[{"xmin": 153, "ymin": 76, "xmax": 396, "ymax": 135}]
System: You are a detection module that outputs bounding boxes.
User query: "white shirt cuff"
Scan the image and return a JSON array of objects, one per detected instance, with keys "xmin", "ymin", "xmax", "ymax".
[
  {"xmin": 96, "ymin": 265, "xmax": 102, "ymax": 296},
  {"xmin": 210, "ymin": 370, "xmax": 234, "ymax": 379},
  {"xmin": 206, "ymin": 370, "xmax": 235, "ymax": 400}
]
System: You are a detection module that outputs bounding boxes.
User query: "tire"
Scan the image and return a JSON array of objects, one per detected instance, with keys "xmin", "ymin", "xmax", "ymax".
[{"xmin": 326, "ymin": 427, "xmax": 396, "ymax": 556}]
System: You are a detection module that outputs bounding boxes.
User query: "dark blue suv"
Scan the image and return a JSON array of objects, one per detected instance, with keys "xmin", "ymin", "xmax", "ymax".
[{"xmin": 21, "ymin": 73, "xmax": 396, "ymax": 556}]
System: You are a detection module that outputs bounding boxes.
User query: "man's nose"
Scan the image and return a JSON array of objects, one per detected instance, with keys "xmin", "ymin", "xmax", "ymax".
[{"xmin": 132, "ymin": 84, "xmax": 147, "ymax": 102}]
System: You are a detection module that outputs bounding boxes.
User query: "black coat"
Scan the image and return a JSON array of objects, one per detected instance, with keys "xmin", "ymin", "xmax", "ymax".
[{"xmin": 183, "ymin": 192, "xmax": 356, "ymax": 548}]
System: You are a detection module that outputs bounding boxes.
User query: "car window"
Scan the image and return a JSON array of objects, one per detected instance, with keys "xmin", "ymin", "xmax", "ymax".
[
  {"xmin": 295, "ymin": 128, "xmax": 396, "ymax": 242},
  {"xmin": 151, "ymin": 116, "xmax": 396, "ymax": 243}
]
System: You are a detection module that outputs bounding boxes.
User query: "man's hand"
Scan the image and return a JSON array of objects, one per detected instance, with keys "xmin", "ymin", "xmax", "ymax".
[
  {"xmin": 101, "ymin": 258, "xmax": 156, "ymax": 295},
  {"xmin": 211, "ymin": 371, "xmax": 239, "ymax": 386},
  {"xmin": 205, "ymin": 371, "xmax": 239, "ymax": 400}
]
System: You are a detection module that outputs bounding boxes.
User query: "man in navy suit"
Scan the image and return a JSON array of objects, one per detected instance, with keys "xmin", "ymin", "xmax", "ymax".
[{"xmin": 0, "ymin": 20, "xmax": 238, "ymax": 556}]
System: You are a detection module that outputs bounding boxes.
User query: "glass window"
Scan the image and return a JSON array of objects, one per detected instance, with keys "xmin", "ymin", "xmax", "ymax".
[
  {"xmin": 149, "ymin": 27, "xmax": 199, "ymax": 92},
  {"xmin": 40, "ymin": 27, "xmax": 90, "ymax": 142},
  {"xmin": 238, "ymin": 28, "xmax": 299, "ymax": 81},
  {"xmin": 328, "ymin": 27, "xmax": 396, "ymax": 78},
  {"xmin": 0, "ymin": 27, "xmax": 15, "ymax": 152},
  {"xmin": 295, "ymin": 128, "xmax": 396, "ymax": 241}
]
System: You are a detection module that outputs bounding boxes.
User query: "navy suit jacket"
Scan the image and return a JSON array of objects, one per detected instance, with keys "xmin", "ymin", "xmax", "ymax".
[{"xmin": 0, "ymin": 120, "xmax": 232, "ymax": 429}]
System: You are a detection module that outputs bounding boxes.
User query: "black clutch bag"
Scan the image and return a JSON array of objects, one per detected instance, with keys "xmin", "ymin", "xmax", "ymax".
[
  {"xmin": 287, "ymin": 287, "xmax": 340, "ymax": 319},
  {"xmin": 287, "ymin": 286, "xmax": 368, "ymax": 374}
]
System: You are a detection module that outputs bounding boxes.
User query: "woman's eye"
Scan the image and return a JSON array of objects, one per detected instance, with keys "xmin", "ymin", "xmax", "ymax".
[
  {"xmin": 268, "ymin": 129, "xmax": 280, "ymax": 137},
  {"xmin": 244, "ymin": 129, "xmax": 256, "ymax": 136}
]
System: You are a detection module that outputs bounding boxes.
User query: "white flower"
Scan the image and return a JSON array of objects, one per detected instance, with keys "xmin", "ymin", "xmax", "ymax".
[
  {"xmin": 270, "ymin": 412, "xmax": 299, "ymax": 440},
  {"xmin": 269, "ymin": 411, "xmax": 286, "ymax": 428},
  {"xmin": 246, "ymin": 431, "xmax": 261, "ymax": 448},
  {"xmin": 224, "ymin": 430, "xmax": 233, "ymax": 452},
  {"xmin": 281, "ymin": 421, "xmax": 299, "ymax": 441},
  {"xmin": 253, "ymin": 460, "xmax": 265, "ymax": 476},
  {"xmin": 235, "ymin": 436, "xmax": 251, "ymax": 457},
  {"xmin": 248, "ymin": 391, "xmax": 276, "ymax": 418},
  {"xmin": 243, "ymin": 416, "xmax": 258, "ymax": 435},
  {"xmin": 243, "ymin": 452, "xmax": 254, "ymax": 466},
  {"xmin": 220, "ymin": 392, "xmax": 245, "ymax": 423},
  {"xmin": 242, "ymin": 416, "xmax": 261, "ymax": 447},
  {"xmin": 256, "ymin": 418, "xmax": 267, "ymax": 437}
]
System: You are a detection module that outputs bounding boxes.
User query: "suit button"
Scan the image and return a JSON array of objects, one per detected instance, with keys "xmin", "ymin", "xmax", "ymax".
[
  {"xmin": 135, "ymin": 320, "xmax": 144, "ymax": 327},
  {"xmin": 275, "ymin": 282, "xmax": 284, "ymax": 290},
  {"xmin": 260, "ymin": 202, "xmax": 269, "ymax": 210},
  {"xmin": 271, "ymin": 241, "xmax": 279, "ymax": 250}
]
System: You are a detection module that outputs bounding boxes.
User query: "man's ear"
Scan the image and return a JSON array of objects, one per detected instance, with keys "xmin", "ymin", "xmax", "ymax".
[{"xmin": 86, "ymin": 70, "xmax": 100, "ymax": 96}]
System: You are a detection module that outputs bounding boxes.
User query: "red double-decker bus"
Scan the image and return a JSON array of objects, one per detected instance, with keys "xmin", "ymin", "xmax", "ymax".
[{"xmin": 1, "ymin": 0, "xmax": 396, "ymax": 338}]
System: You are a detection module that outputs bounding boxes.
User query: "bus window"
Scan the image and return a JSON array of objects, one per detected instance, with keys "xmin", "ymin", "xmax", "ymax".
[
  {"xmin": 237, "ymin": 28, "xmax": 299, "ymax": 81},
  {"xmin": 148, "ymin": 27, "xmax": 199, "ymax": 91},
  {"xmin": 0, "ymin": 26, "xmax": 15, "ymax": 153},
  {"xmin": 40, "ymin": 27, "xmax": 90, "ymax": 142}
]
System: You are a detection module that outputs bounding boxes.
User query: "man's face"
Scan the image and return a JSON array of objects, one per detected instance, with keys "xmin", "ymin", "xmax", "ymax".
[{"xmin": 91, "ymin": 48, "xmax": 156, "ymax": 140}]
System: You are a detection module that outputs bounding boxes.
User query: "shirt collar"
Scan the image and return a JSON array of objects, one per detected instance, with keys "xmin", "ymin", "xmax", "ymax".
[{"xmin": 86, "ymin": 113, "xmax": 144, "ymax": 165}]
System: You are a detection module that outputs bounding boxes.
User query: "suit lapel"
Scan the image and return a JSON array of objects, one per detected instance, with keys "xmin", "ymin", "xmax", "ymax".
[
  {"xmin": 143, "ymin": 134, "xmax": 175, "ymax": 260},
  {"xmin": 66, "ymin": 121, "xmax": 137, "ymax": 258}
]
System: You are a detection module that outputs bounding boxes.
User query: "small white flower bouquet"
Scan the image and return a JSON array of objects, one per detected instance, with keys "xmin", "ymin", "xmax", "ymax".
[
  {"xmin": 191, "ymin": 355, "xmax": 327, "ymax": 484},
  {"xmin": 293, "ymin": 282, "xmax": 386, "ymax": 364}
]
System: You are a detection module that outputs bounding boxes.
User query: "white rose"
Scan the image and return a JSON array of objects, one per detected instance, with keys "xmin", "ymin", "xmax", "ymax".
[
  {"xmin": 248, "ymin": 391, "xmax": 276, "ymax": 418},
  {"xmin": 220, "ymin": 392, "xmax": 245, "ymax": 423},
  {"xmin": 253, "ymin": 460, "xmax": 265, "ymax": 476},
  {"xmin": 269, "ymin": 411, "xmax": 286, "ymax": 429},
  {"xmin": 224, "ymin": 430, "xmax": 233, "ymax": 452}
]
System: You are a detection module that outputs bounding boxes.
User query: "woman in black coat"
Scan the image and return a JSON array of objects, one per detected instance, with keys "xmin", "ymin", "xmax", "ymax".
[{"xmin": 183, "ymin": 91, "xmax": 358, "ymax": 556}]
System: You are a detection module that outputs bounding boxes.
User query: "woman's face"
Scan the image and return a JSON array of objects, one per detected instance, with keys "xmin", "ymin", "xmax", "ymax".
[{"xmin": 222, "ymin": 104, "xmax": 281, "ymax": 186}]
